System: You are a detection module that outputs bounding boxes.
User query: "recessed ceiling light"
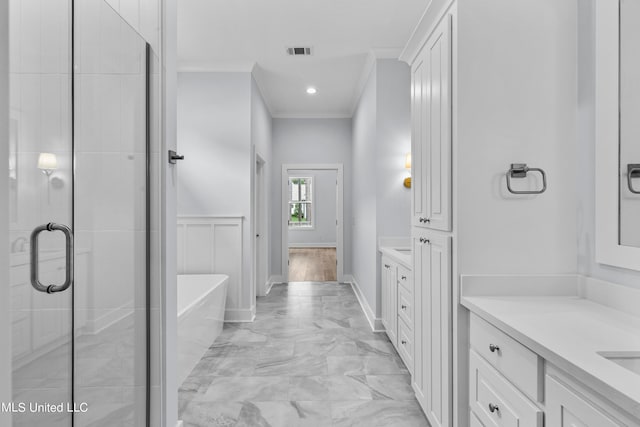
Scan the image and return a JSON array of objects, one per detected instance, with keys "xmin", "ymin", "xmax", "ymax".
[{"xmin": 306, "ymin": 87, "xmax": 317, "ymax": 95}]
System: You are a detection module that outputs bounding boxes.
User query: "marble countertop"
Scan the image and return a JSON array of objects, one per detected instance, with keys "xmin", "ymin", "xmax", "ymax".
[{"xmin": 462, "ymin": 289, "xmax": 640, "ymax": 418}]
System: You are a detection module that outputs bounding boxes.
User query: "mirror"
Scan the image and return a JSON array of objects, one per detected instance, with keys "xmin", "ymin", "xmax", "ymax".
[
  {"xmin": 595, "ymin": 0, "xmax": 640, "ymax": 270},
  {"xmin": 619, "ymin": 0, "xmax": 640, "ymax": 248}
]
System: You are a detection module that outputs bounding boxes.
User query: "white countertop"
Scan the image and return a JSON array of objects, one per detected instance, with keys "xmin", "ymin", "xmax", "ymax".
[
  {"xmin": 378, "ymin": 237, "xmax": 412, "ymax": 268},
  {"xmin": 462, "ymin": 290, "xmax": 640, "ymax": 418},
  {"xmin": 379, "ymin": 246, "xmax": 412, "ymax": 268}
]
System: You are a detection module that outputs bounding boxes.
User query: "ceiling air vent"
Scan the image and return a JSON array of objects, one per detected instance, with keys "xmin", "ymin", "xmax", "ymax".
[{"xmin": 286, "ymin": 47, "xmax": 313, "ymax": 56}]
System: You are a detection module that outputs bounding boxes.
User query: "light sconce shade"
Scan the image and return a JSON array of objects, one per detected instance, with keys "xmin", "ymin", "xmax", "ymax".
[
  {"xmin": 37, "ymin": 153, "xmax": 58, "ymax": 174},
  {"xmin": 403, "ymin": 153, "xmax": 412, "ymax": 188}
]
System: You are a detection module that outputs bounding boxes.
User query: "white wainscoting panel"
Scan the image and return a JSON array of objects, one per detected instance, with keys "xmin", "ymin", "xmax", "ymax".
[{"xmin": 177, "ymin": 216, "xmax": 244, "ymax": 318}]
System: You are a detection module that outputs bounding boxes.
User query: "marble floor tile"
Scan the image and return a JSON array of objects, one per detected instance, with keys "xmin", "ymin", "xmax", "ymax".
[
  {"xmin": 198, "ymin": 376, "xmax": 290, "ymax": 402},
  {"xmin": 288, "ymin": 376, "xmax": 331, "ymax": 401},
  {"xmin": 331, "ymin": 400, "xmax": 429, "ymax": 427},
  {"xmin": 326, "ymin": 356, "xmax": 409, "ymax": 375},
  {"xmin": 178, "ymin": 282, "xmax": 429, "ymax": 426},
  {"xmin": 236, "ymin": 401, "xmax": 331, "ymax": 427}
]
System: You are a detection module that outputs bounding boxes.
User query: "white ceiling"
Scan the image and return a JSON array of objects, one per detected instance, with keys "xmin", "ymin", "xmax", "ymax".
[{"xmin": 177, "ymin": 0, "xmax": 429, "ymax": 118}]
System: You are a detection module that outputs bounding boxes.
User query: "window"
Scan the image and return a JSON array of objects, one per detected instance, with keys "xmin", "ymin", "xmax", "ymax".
[{"xmin": 289, "ymin": 177, "xmax": 313, "ymax": 228}]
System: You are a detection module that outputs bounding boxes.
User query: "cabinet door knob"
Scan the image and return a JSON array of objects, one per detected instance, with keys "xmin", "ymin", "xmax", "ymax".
[
  {"xmin": 401, "ymin": 275, "xmax": 407, "ymax": 280},
  {"xmin": 401, "ymin": 340, "xmax": 407, "ymax": 345},
  {"xmin": 489, "ymin": 344, "xmax": 500, "ymax": 353},
  {"xmin": 401, "ymin": 305, "xmax": 407, "ymax": 310},
  {"xmin": 384, "ymin": 264, "xmax": 390, "ymax": 269},
  {"xmin": 419, "ymin": 237, "xmax": 430, "ymax": 244},
  {"xmin": 488, "ymin": 403, "xmax": 499, "ymax": 413}
]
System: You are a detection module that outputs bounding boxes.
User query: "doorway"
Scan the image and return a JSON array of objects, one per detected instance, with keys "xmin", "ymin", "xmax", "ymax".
[
  {"xmin": 282, "ymin": 164, "xmax": 344, "ymax": 283},
  {"xmin": 7, "ymin": 1, "xmax": 154, "ymax": 425}
]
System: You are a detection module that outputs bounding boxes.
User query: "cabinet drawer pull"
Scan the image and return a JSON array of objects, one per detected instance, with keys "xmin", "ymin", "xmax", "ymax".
[
  {"xmin": 488, "ymin": 403, "xmax": 499, "ymax": 414},
  {"xmin": 489, "ymin": 344, "xmax": 500, "ymax": 353},
  {"xmin": 419, "ymin": 237, "xmax": 430, "ymax": 244},
  {"xmin": 419, "ymin": 217, "xmax": 431, "ymax": 223},
  {"xmin": 384, "ymin": 264, "xmax": 390, "ymax": 269},
  {"xmin": 401, "ymin": 275, "xmax": 407, "ymax": 280},
  {"xmin": 401, "ymin": 305, "xmax": 407, "ymax": 310},
  {"xmin": 401, "ymin": 340, "xmax": 407, "ymax": 345}
]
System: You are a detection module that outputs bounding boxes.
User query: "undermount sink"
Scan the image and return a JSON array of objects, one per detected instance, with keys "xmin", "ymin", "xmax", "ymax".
[{"xmin": 598, "ymin": 351, "xmax": 640, "ymax": 375}]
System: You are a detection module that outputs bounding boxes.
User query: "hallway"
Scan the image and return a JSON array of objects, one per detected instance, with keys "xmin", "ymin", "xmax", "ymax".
[
  {"xmin": 288, "ymin": 248, "xmax": 337, "ymax": 282},
  {"xmin": 178, "ymin": 282, "xmax": 429, "ymax": 426}
]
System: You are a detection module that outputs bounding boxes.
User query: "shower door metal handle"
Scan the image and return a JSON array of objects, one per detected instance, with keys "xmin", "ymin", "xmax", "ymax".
[{"xmin": 30, "ymin": 223, "xmax": 74, "ymax": 294}]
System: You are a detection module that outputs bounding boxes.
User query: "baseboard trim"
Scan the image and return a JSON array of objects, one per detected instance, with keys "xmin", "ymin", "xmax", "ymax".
[
  {"xmin": 224, "ymin": 307, "xmax": 256, "ymax": 323},
  {"xmin": 288, "ymin": 243, "xmax": 337, "ymax": 249},
  {"xmin": 267, "ymin": 275, "xmax": 284, "ymax": 294},
  {"xmin": 346, "ymin": 275, "xmax": 385, "ymax": 332}
]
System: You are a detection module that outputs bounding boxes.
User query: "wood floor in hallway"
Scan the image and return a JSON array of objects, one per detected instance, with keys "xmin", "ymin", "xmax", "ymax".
[{"xmin": 288, "ymin": 247, "xmax": 337, "ymax": 282}]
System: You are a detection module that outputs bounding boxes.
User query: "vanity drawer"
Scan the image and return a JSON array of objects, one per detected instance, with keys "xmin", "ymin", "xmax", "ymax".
[
  {"xmin": 470, "ymin": 314, "xmax": 542, "ymax": 402},
  {"xmin": 470, "ymin": 350, "xmax": 543, "ymax": 427},
  {"xmin": 470, "ymin": 411, "xmax": 485, "ymax": 427},
  {"xmin": 398, "ymin": 285, "xmax": 413, "ymax": 328},
  {"xmin": 397, "ymin": 318, "xmax": 414, "ymax": 373},
  {"xmin": 397, "ymin": 264, "xmax": 412, "ymax": 292}
]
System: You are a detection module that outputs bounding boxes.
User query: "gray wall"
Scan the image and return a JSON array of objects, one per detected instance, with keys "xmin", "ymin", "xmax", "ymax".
[
  {"xmin": 352, "ymin": 65, "xmax": 379, "ymax": 310},
  {"xmin": 271, "ymin": 118, "xmax": 353, "ymax": 277},
  {"xmin": 352, "ymin": 59, "xmax": 412, "ymax": 318},
  {"xmin": 288, "ymin": 169, "xmax": 338, "ymax": 247},
  {"xmin": 177, "ymin": 71, "xmax": 259, "ymax": 315},
  {"xmin": 577, "ymin": 0, "xmax": 640, "ymax": 289},
  {"xmin": 177, "ymin": 72, "xmax": 252, "ymax": 216}
]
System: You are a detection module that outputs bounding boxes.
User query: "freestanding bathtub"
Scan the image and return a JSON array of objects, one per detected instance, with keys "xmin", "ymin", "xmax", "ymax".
[{"xmin": 177, "ymin": 274, "xmax": 229, "ymax": 386}]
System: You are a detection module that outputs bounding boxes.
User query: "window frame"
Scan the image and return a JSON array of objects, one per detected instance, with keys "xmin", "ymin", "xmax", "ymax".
[{"xmin": 288, "ymin": 175, "xmax": 315, "ymax": 230}]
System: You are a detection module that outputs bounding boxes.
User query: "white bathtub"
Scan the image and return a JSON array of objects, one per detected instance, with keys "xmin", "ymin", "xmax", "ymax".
[{"xmin": 177, "ymin": 274, "xmax": 229, "ymax": 386}]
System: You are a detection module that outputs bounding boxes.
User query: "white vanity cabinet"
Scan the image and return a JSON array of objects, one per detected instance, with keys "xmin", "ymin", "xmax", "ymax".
[
  {"xmin": 468, "ymin": 313, "xmax": 640, "ymax": 427},
  {"xmin": 413, "ymin": 231, "xmax": 452, "ymax": 427},
  {"xmin": 381, "ymin": 255, "xmax": 398, "ymax": 347},
  {"xmin": 411, "ymin": 13, "xmax": 452, "ymax": 233},
  {"xmin": 545, "ymin": 375, "xmax": 622, "ymax": 427},
  {"xmin": 379, "ymin": 251, "xmax": 414, "ymax": 374}
]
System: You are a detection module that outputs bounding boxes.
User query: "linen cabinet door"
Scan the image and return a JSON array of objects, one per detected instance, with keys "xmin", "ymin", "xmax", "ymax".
[
  {"xmin": 424, "ymin": 14, "xmax": 452, "ymax": 232},
  {"xmin": 413, "ymin": 232, "xmax": 452, "ymax": 427},
  {"xmin": 412, "ymin": 50, "xmax": 428, "ymax": 228}
]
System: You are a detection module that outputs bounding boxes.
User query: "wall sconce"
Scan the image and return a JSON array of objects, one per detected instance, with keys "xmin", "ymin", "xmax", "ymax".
[
  {"xmin": 403, "ymin": 153, "xmax": 412, "ymax": 188},
  {"xmin": 37, "ymin": 153, "xmax": 58, "ymax": 203}
]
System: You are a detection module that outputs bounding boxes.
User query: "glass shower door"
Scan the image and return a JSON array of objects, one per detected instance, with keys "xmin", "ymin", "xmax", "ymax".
[
  {"xmin": 8, "ymin": 0, "xmax": 151, "ymax": 425},
  {"xmin": 73, "ymin": 0, "xmax": 150, "ymax": 425},
  {"xmin": 9, "ymin": 0, "xmax": 74, "ymax": 425}
]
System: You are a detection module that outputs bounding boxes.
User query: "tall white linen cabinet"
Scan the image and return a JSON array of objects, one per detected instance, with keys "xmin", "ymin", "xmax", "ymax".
[{"xmin": 400, "ymin": 0, "xmax": 578, "ymax": 426}]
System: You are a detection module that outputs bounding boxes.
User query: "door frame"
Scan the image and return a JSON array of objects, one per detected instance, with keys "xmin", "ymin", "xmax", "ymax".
[
  {"xmin": 254, "ymin": 154, "xmax": 268, "ymax": 297},
  {"xmin": 282, "ymin": 163, "xmax": 344, "ymax": 283}
]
